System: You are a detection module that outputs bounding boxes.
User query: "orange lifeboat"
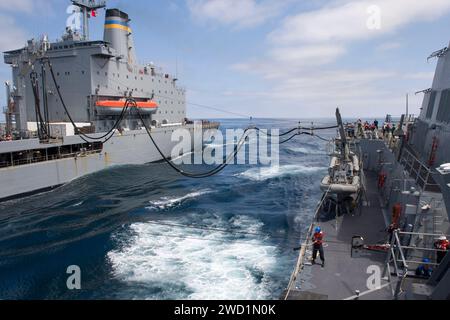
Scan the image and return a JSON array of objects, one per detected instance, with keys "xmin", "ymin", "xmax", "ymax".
[{"xmin": 95, "ymin": 99, "xmax": 158, "ymax": 114}]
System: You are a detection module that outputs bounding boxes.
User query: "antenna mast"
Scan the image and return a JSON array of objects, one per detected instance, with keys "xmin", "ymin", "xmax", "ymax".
[
  {"xmin": 71, "ymin": 0, "xmax": 106, "ymax": 40},
  {"xmin": 336, "ymin": 108, "xmax": 350, "ymax": 161}
]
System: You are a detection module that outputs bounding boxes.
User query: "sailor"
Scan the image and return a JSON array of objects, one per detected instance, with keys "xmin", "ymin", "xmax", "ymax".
[
  {"xmin": 312, "ymin": 226, "xmax": 325, "ymax": 267},
  {"xmin": 434, "ymin": 236, "xmax": 450, "ymax": 264},
  {"xmin": 415, "ymin": 258, "xmax": 433, "ymax": 278},
  {"xmin": 391, "ymin": 124, "xmax": 397, "ymax": 135},
  {"xmin": 374, "ymin": 119, "xmax": 379, "ymax": 129},
  {"xmin": 356, "ymin": 120, "xmax": 363, "ymax": 137}
]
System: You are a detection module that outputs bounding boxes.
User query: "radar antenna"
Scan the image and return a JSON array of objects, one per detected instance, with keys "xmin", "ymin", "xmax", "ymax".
[
  {"xmin": 71, "ymin": 0, "xmax": 106, "ymax": 40},
  {"xmin": 427, "ymin": 47, "xmax": 448, "ymax": 62}
]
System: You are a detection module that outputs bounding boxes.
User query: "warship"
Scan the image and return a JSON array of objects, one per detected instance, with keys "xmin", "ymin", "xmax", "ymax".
[
  {"xmin": 0, "ymin": 1, "xmax": 218, "ymax": 202},
  {"xmin": 284, "ymin": 45, "xmax": 450, "ymax": 300}
]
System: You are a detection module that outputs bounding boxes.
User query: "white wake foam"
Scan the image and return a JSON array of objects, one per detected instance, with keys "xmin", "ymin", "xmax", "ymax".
[
  {"xmin": 71, "ymin": 201, "xmax": 84, "ymax": 207},
  {"xmin": 107, "ymin": 215, "xmax": 278, "ymax": 300},
  {"xmin": 146, "ymin": 189, "xmax": 213, "ymax": 211},
  {"xmin": 236, "ymin": 165, "xmax": 326, "ymax": 181}
]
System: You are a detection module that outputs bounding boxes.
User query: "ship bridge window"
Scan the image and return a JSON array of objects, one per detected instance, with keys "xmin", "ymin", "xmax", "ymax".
[
  {"xmin": 426, "ymin": 91, "xmax": 437, "ymax": 119},
  {"xmin": 436, "ymin": 88, "xmax": 450, "ymax": 123}
]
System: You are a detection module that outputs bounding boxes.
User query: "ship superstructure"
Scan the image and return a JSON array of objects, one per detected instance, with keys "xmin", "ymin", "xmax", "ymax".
[
  {"xmin": 0, "ymin": 1, "xmax": 218, "ymax": 202},
  {"xmin": 3, "ymin": 1, "xmax": 186, "ymax": 139},
  {"xmin": 284, "ymin": 44, "xmax": 450, "ymax": 300}
]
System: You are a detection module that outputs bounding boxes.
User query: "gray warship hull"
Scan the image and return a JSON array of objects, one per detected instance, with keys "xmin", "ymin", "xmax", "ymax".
[
  {"xmin": 282, "ymin": 44, "xmax": 450, "ymax": 301},
  {"xmin": 0, "ymin": 124, "xmax": 208, "ymax": 202}
]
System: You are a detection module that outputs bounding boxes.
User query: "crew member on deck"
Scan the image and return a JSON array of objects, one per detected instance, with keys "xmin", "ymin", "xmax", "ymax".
[
  {"xmin": 434, "ymin": 236, "xmax": 450, "ymax": 264},
  {"xmin": 415, "ymin": 258, "xmax": 433, "ymax": 278},
  {"xmin": 312, "ymin": 226, "xmax": 325, "ymax": 267}
]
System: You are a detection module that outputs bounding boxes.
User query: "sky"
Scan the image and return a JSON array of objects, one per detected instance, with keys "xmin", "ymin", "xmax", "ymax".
[{"xmin": 1, "ymin": 0, "xmax": 450, "ymax": 120}]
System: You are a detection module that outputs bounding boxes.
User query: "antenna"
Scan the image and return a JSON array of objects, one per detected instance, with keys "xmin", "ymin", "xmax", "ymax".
[
  {"xmin": 176, "ymin": 55, "xmax": 178, "ymax": 80},
  {"xmin": 71, "ymin": 0, "xmax": 106, "ymax": 40},
  {"xmin": 427, "ymin": 47, "xmax": 448, "ymax": 62},
  {"xmin": 406, "ymin": 93, "xmax": 409, "ymax": 121},
  {"xmin": 336, "ymin": 108, "xmax": 349, "ymax": 161}
]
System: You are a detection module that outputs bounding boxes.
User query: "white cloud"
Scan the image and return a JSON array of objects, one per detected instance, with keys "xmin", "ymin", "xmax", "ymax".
[
  {"xmin": 0, "ymin": 0, "xmax": 59, "ymax": 52},
  {"xmin": 0, "ymin": 14, "xmax": 28, "ymax": 52},
  {"xmin": 403, "ymin": 72, "xmax": 435, "ymax": 81},
  {"xmin": 228, "ymin": 0, "xmax": 446, "ymax": 117},
  {"xmin": 376, "ymin": 41, "xmax": 402, "ymax": 52},
  {"xmin": 0, "ymin": 0, "xmax": 34, "ymax": 13},
  {"xmin": 233, "ymin": 44, "xmax": 347, "ymax": 79},
  {"xmin": 186, "ymin": 0, "xmax": 285, "ymax": 28},
  {"xmin": 269, "ymin": 0, "xmax": 450, "ymax": 45}
]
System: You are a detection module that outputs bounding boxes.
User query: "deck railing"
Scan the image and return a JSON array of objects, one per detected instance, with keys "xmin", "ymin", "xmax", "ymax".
[
  {"xmin": 399, "ymin": 148, "xmax": 440, "ymax": 192},
  {"xmin": 0, "ymin": 150, "xmax": 102, "ymax": 169}
]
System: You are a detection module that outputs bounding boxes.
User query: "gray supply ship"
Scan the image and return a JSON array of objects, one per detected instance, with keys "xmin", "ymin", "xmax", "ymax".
[
  {"xmin": 0, "ymin": 1, "xmax": 217, "ymax": 202},
  {"xmin": 284, "ymin": 45, "xmax": 450, "ymax": 300}
]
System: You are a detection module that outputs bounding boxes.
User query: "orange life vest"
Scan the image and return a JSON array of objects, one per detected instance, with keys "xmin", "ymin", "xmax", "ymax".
[
  {"xmin": 313, "ymin": 232, "xmax": 324, "ymax": 246},
  {"xmin": 435, "ymin": 240, "xmax": 450, "ymax": 250},
  {"xmin": 378, "ymin": 173, "xmax": 387, "ymax": 188}
]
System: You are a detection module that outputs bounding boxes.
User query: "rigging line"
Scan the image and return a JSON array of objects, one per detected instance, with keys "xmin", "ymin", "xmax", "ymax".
[
  {"xmin": 279, "ymin": 133, "xmax": 304, "ymax": 145},
  {"xmin": 131, "ymin": 100, "xmax": 250, "ymax": 179},
  {"xmin": 254, "ymin": 127, "xmax": 298, "ymax": 138},
  {"xmin": 30, "ymin": 73, "xmax": 49, "ymax": 138},
  {"xmin": 255, "ymin": 126, "xmax": 338, "ymax": 138},
  {"xmin": 47, "ymin": 59, "xmax": 131, "ymax": 142},
  {"xmin": 312, "ymin": 134, "xmax": 332, "ymax": 142},
  {"xmin": 183, "ymin": 100, "xmax": 253, "ymax": 119}
]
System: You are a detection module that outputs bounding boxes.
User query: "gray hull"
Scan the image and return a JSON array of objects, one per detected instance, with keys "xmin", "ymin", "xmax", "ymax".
[{"xmin": 0, "ymin": 125, "xmax": 196, "ymax": 202}]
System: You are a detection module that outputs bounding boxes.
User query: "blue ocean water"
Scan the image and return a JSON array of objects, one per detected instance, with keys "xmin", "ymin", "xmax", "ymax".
[{"xmin": 0, "ymin": 119, "xmax": 334, "ymax": 300}]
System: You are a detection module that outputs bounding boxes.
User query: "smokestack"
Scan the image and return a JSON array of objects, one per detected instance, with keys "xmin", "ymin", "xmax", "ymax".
[{"xmin": 104, "ymin": 9, "xmax": 137, "ymax": 65}]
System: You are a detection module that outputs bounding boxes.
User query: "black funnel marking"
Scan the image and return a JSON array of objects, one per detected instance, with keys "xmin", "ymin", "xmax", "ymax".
[{"xmin": 106, "ymin": 9, "xmax": 129, "ymax": 20}]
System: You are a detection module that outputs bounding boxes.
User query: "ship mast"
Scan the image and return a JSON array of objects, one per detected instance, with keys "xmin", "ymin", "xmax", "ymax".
[
  {"xmin": 71, "ymin": 0, "xmax": 106, "ymax": 40},
  {"xmin": 335, "ymin": 108, "xmax": 350, "ymax": 161}
]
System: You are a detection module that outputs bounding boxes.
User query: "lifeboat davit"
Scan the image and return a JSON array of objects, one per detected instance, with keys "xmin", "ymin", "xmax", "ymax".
[{"xmin": 95, "ymin": 99, "xmax": 158, "ymax": 115}]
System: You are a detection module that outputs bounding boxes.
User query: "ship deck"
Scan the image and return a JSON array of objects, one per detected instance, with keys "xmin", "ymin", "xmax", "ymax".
[{"xmin": 286, "ymin": 172, "xmax": 396, "ymax": 300}]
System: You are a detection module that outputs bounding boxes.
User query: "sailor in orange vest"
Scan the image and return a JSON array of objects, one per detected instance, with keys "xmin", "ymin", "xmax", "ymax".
[
  {"xmin": 312, "ymin": 226, "xmax": 325, "ymax": 267},
  {"xmin": 434, "ymin": 236, "xmax": 450, "ymax": 264}
]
